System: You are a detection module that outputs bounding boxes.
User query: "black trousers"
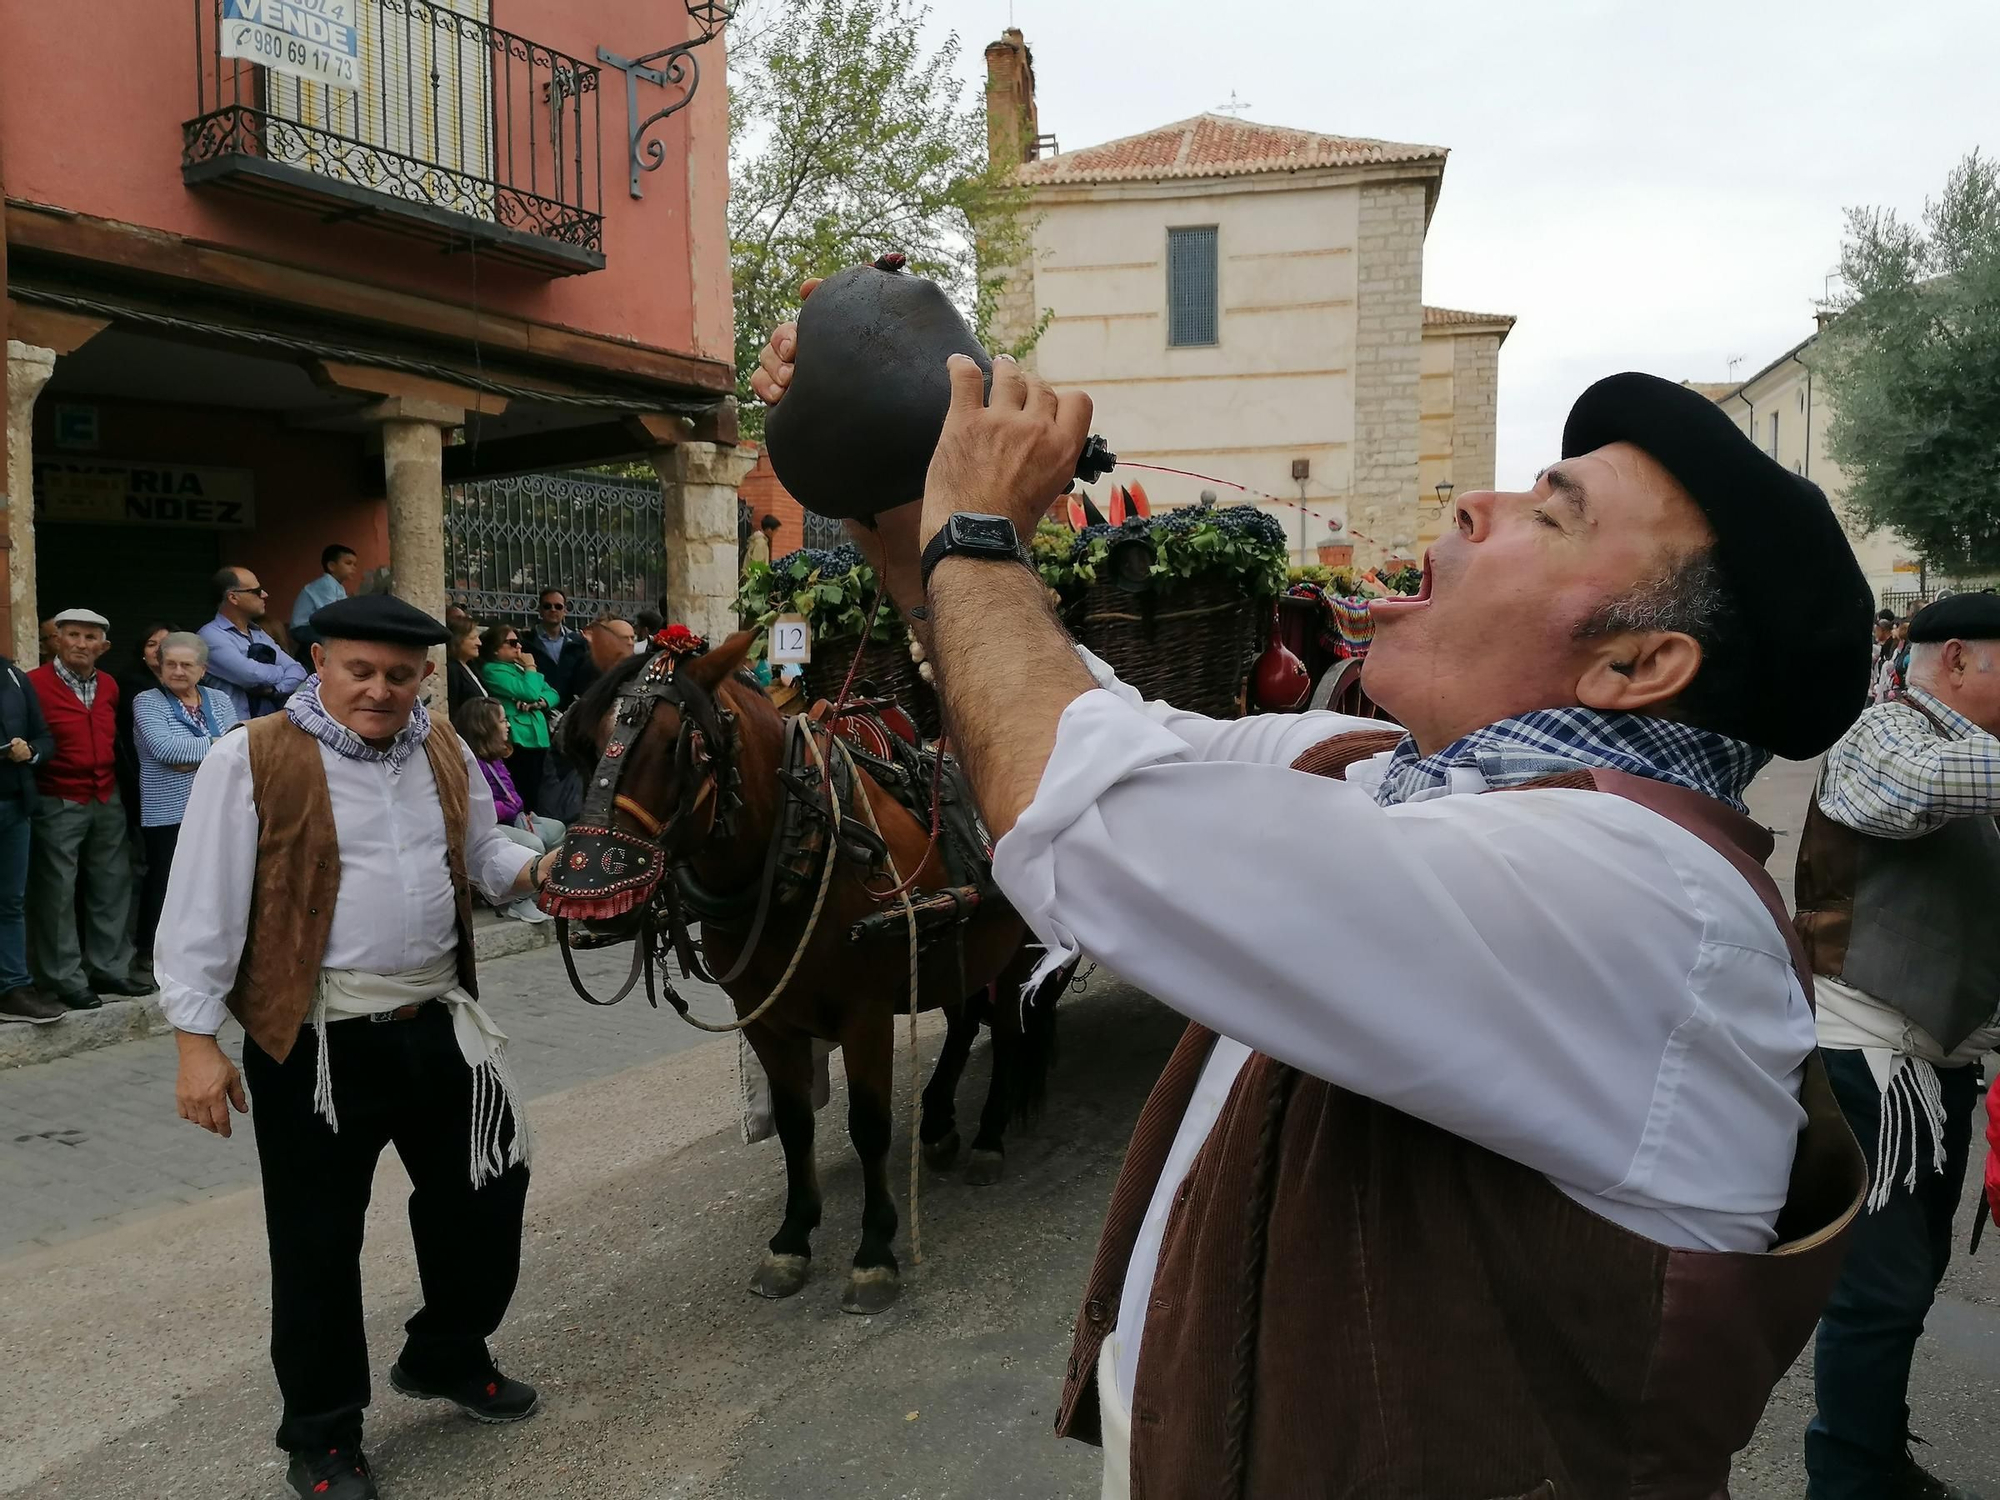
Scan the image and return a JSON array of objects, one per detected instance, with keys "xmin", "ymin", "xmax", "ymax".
[
  {"xmin": 244, "ymin": 1003, "xmax": 530, "ymax": 1453},
  {"xmin": 136, "ymin": 823, "xmax": 179, "ymax": 958},
  {"xmin": 1805, "ymin": 1047, "xmax": 1978, "ymax": 1497}
]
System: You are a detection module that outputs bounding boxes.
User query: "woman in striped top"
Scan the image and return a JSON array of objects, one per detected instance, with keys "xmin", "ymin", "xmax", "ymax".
[{"xmin": 132, "ymin": 632, "xmax": 238, "ymax": 977}]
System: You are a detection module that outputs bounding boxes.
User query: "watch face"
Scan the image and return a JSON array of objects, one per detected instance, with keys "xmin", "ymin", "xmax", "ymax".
[{"xmin": 949, "ymin": 514, "xmax": 1017, "ymax": 552}]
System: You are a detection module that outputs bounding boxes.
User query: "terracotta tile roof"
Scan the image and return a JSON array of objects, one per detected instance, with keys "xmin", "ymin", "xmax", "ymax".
[
  {"xmin": 1423, "ymin": 305, "xmax": 1517, "ymax": 329},
  {"xmin": 1019, "ymin": 113, "xmax": 1447, "ymax": 186}
]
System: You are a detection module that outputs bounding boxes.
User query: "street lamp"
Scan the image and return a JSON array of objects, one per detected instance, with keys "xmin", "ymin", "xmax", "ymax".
[
  {"xmin": 600, "ymin": 1, "xmax": 739, "ymax": 199},
  {"xmin": 1435, "ymin": 481, "xmax": 1454, "ymax": 507}
]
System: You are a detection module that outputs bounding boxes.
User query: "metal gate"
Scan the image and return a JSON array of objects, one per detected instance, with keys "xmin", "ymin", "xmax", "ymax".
[
  {"xmin": 800, "ymin": 509, "xmax": 844, "ymax": 552},
  {"xmin": 446, "ymin": 469, "xmax": 662, "ymax": 626}
]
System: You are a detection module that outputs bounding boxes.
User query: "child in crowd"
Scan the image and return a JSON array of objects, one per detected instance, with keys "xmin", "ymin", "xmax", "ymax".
[{"xmin": 451, "ymin": 698, "xmax": 563, "ymax": 924}]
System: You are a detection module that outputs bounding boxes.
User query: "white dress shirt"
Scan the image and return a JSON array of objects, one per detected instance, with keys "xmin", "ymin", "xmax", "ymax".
[
  {"xmin": 157, "ymin": 730, "xmax": 534, "ymax": 1035},
  {"xmin": 990, "ymin": 656, "xmax": 1815, "ymax": 1413}
]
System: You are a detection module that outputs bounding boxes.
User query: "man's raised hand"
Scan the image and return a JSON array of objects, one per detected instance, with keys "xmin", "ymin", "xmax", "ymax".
[
  {"xmin": 920, "ymin": 355, "xmax": 1094, "ymax": 549},
  {"xmin": 747, "ymin": 277, "xmax": 824, "ymax": 407}
]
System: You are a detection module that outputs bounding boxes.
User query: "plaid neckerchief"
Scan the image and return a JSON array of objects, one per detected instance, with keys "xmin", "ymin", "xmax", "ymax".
[
  {"xmin": 1371, "ymin": 706, "xmax": 1770, "ymax": 814},
  {"xmin": 52, "ymin": 659, "xmax": 98, "ymax": 709},
  {"xmin": 284, "ymin": 674, "xmax": 430, "ymax": 771}
]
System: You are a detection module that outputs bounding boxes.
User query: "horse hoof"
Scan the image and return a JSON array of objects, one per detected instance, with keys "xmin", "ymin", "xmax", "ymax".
[
  {"xmin": 749, "ymin": 1252, "xmax": 812, "ymax": 1300},
  {"xmin": 840, "ymin": 1265, "xmax": 903, "ymax": 1315},
  {"xmin": 922, "ymin": 1130, "xmax": 962, "ymax": 1171},
  {"xmin": 963, "ymin": 1149, "xmax": 1006, "ymax": 1187}
]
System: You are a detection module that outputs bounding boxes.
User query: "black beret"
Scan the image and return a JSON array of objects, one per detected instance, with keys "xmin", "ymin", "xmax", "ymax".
[
  {"xmin": 310, "ymin": 593, "xmax": 449, "ymax": 647},
  {"xmin": 1563, "ymin": 371, "xmax": 1872, "ymax": 760},
  {"xmin": 1908, "ymin": 592, "xmax": 2000, "ymax": 643}
]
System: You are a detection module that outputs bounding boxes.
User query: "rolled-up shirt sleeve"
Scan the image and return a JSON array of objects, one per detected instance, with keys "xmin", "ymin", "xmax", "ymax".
[
  {"xmin": 990, "ymin": 686, "xmax": 1803, "ymax": 1206},
  {"xmin": 1818, "ymin": 699, "xmax": 2000, "ymax": 839},
  {"xmin": 460, "ymin": 741, "xmax": 538, "ymax": 901},
  {"xmin": 155, "ymin": 732, "xmax": 258, "ymax": 1035}
]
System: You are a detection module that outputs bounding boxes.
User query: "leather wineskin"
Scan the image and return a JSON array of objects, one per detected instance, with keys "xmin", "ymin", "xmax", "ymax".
[{"xmin": 764, "ymin": 261, "xmax": 993, "ymax": 523}]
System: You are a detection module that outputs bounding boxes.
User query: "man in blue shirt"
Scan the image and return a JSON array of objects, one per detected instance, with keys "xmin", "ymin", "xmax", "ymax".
[
  {"xmin": 200, "ymin": 566, "xmax": 306, "ymax": 721},
  {"xmin": 289, "ymin": 544, "xmax": 359, "ymax": 655}
]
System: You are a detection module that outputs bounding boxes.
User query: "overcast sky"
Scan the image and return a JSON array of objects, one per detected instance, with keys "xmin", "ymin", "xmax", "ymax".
[{"xmin": 919, "ymin": 0, "xmax": 1999, "ymax": 489}]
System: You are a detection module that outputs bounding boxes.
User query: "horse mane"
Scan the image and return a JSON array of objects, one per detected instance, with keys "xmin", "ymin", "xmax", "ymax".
[{"xmin": 556, "ymin": 649, "xmax": 651, "ymax": 771}]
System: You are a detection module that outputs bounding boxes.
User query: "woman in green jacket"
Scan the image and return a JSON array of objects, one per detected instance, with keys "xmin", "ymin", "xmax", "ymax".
[{"xmin": 477, "ymin": 623, "xmax": 561, "ymax": 810}]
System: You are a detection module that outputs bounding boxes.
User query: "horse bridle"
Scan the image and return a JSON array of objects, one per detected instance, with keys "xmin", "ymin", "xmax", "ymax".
[{"xmin": 542, "ymin": 646, "xmax": 755, "ymax": 1009}]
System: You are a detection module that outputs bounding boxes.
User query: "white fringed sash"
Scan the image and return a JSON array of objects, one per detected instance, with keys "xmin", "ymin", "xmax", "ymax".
[{"xmin": 307, "ymin": 951, "xmax": 533, "ymax": 1188}]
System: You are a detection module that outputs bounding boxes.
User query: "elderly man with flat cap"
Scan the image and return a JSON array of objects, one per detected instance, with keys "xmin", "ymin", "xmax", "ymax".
[
  {"xmin": 755, "ymin": 300, "xmax": 1874, "ymax": 1496},
  {"xmin": 157, "ymin": 593, "xmax": 564, "ymax": 1500},
  {"xmin": 1795, "ymin": 591, "xmax": 2000, "ymax": 1500}
]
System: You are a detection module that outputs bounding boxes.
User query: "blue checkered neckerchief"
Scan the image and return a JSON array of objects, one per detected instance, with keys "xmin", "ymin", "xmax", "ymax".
[
  {"xmin": 1371, "ymin": 706, "xmax": 1770, "ymax": 814},
  {"xmin": 285, "ymin": 674, "xmax": 431, "ymax": 770}
]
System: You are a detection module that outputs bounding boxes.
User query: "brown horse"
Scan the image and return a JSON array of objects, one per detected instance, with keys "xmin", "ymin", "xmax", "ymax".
[{"xmin": 548, "ymin": 632, "xmax": 1059, "ymax": 1313}]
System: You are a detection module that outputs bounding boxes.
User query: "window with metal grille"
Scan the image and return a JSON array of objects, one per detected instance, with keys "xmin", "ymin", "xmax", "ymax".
[
  {"xmin": 1166, "ymin": 226, "xmax": 1219, "ymax": 347},
  {"xmin": 445, "ymin": 469, "xmax": 662, "ymax": 628}
]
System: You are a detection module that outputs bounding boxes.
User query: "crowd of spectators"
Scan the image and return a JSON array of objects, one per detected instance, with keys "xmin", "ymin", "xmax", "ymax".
[{"xmin": 1, "ymin": 546, "xmax": 671, "ymax": 1023}]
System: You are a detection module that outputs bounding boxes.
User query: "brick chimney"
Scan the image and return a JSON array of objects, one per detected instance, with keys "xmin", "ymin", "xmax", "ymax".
[{"xmin": 984, "ymin": 28, "xmax": 1039, "ymax": 168}]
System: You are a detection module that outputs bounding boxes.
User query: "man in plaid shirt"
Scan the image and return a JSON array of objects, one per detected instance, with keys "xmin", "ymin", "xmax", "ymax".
[{"xmin": 1796, "ymin": 592, "xmax": 2000, "ymax": 1500}]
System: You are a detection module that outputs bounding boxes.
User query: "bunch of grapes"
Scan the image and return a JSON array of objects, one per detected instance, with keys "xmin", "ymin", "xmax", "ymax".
[
  {"xmin": 1167, "ymin": 504, "xmax": 1286, "ymax": 551},
  {"xmin": 773, "ymin": 542, "xmax": 867, "ymax": 578}
]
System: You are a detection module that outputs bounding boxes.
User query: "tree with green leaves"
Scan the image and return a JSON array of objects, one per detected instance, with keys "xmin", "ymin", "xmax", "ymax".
[
  {"xmin": 726, "ymin": 0, "xmax": 1042, "ymax": 436},
  {"xmin": 1817, "ymin": 151, "xmax": 2000, "ymax": 574}
]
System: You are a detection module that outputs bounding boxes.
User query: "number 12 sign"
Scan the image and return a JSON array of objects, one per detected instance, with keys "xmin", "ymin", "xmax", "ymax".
[{"xmin": 768, "ymin": 614, "xmax": 812, "ymax": 665}]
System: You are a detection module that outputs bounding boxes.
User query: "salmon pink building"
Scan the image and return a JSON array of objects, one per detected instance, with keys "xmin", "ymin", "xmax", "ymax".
[{"xmin": 1, "ymin": 0, "xmax": 748, "ymax": 665}]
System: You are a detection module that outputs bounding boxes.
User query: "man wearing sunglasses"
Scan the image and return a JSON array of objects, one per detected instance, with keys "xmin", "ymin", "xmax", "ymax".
[
  {"xmin": 199, "ymin": 566, "xmax": 306, "ymax": 722},
  {"xmin": 524, "ymin": 587, "xmax": 594, "ymax": 708}
]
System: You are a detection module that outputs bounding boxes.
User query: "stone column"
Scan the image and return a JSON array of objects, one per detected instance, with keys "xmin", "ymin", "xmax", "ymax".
[
  {"xmin": 651, "ymin": 440, "xmax": 757, "ymax": 646},
  {"xmin": 5, "ymin": 342, "xmax": 56, "ymax": 665},
  {"xmin": 364, "ymin": 396, "xmax": 462, "ymax": 703}
]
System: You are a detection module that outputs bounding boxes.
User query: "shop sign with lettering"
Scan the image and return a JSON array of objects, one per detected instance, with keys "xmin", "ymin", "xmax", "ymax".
[{"xmin": 34, "ymin": 462, "xmax": 258, "ymax": 529}]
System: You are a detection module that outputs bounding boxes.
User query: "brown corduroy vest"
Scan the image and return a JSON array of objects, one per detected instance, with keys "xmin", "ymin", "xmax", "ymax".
[
  {"xmin": 1055, "ymin": 729, "xmax": 1867, "ymax": 1500},
  {"xmin": 227, "ymin": 713, "xmax": 479, "ymax": 1063}
]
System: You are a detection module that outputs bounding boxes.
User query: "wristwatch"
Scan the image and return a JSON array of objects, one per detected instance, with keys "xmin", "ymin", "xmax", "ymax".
[{"xmin": 919, "ymin": 513, "xmax": 1029, "ymax": 593}]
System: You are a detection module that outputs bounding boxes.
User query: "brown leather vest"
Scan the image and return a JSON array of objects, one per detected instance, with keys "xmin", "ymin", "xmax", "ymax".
[
  {"xmin": 227, "ymin": 713, "xmax": 479, "ymax": 1062},
  {"xmin": 1055, "ymin": 729, "xmax": 1867, "ymax": 1500},
  {"xmin": 1794, "ymin": 694, "xmax": 2000, "ymax": 1054}
]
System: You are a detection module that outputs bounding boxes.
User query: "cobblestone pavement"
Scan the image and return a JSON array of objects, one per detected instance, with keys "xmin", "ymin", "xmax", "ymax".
[{"xmin": 0, "ymin": 944, "xmax": 731, "ymax": 1257}]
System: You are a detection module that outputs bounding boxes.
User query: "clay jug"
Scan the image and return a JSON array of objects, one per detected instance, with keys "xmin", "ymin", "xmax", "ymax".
[
  {"xmin": 764, "ymin": 257, "xmax": 992, "ymax": 522},
  {"xmin": 1252, "ymin": 604, "xmax": 1311, "ymax": 712}
]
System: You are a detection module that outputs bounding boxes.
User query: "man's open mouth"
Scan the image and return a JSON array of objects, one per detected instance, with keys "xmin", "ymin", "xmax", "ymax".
[{"xmin": 1367, "ymin": 553, "xmax": 1433, "ymax": 619}]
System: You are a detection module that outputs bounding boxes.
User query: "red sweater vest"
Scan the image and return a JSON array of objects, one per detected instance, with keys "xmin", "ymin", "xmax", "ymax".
[{"xmin": 29, "ymin": 664, "xmax": 120, "ymax": 804}]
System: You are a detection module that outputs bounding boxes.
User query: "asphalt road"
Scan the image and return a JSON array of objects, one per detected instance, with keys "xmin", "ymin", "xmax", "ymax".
[
  {"xmin": 1, "ymin": 967, "xmax": 1170, "ymax": 1500},
  {"xmin": 3, "ymin": 753, "xmax": 1998, "ymax": 1497}
]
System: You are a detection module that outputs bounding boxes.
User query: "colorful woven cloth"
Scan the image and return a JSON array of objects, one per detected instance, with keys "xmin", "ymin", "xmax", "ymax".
[{"xmin": 1323, "ymin": 595, "xmax": 1375, "ymax": 658}]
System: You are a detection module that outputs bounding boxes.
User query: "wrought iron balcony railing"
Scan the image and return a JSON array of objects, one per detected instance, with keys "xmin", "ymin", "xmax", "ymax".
[{"xmin": 183, "ymin": 0, "xmax": 604, "ymax": 274}]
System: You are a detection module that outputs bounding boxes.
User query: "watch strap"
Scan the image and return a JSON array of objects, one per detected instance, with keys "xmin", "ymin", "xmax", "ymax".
[{"xmin": 920, "ymin": 516, "xmax": 1027, "ymax": 592}]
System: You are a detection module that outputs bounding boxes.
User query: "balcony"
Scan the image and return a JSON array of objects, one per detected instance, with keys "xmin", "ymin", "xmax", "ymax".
[{"xmin": 182, "ymin": 0, "xmax": 604, "ymax": 274}]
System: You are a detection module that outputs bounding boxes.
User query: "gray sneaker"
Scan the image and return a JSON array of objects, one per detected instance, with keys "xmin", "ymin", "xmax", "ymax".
[{"xmin": 0, "ymin": 986, "xmax": 66, "ymax": 1025}]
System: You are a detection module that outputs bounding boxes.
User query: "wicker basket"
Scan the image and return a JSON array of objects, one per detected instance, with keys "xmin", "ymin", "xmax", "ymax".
[
  {"xmin": 800, "ymin": 632, "xmax": 943, "ymax": 739},
  {"xmin": 1068, "ymin": 577, "xmax": 1260, "ymax": 718}
]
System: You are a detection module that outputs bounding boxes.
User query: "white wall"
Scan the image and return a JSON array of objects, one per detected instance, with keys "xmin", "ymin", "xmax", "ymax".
[
  {"xmin": 1727, "ymin": 348, "xmax": 1917, "ymax": 605},
  {"xmin": 1027, "ymin": 177, "xmax": 1369, "ymax": 554}
]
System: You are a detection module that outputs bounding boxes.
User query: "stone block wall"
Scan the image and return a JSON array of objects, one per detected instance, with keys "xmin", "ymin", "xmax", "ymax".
[
  {"xmin": 1451, "ymin": 332, "xmax": 1501, "ymax": 493},
  {"xmin": 1348, "ymin": 181, "xmax": 1426, "ymax": 567},
  {"xmin": 985, "ymin": 253, "xmax": 1042, "ymax": 369}
]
